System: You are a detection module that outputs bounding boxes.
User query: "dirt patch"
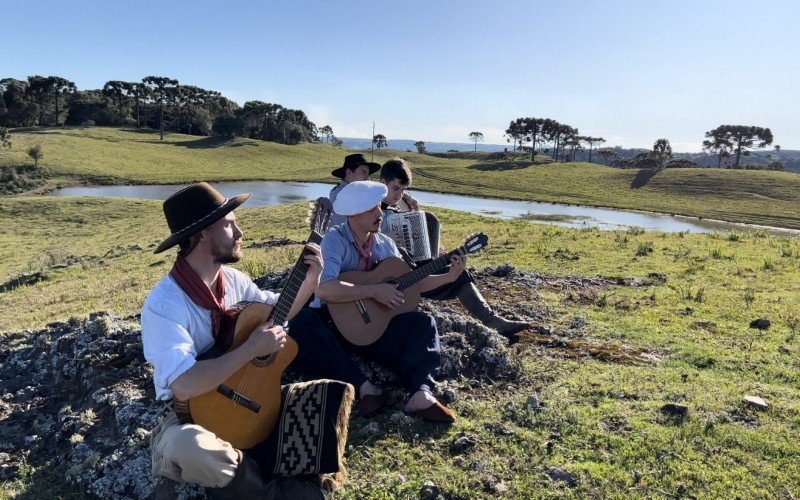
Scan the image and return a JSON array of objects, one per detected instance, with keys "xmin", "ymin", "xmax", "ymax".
[
  {"xmin": 0, "ymin": 271, "xmax": 48, "ymax": 292},
  {"xmin": 247, "ymin": 236, "xmax": 303, "ymax": 249}
]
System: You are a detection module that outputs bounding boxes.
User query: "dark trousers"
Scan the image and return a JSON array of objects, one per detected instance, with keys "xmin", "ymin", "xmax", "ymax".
[
  {"xmin": 421, "ymin": 268, "xmax": 474, "ymax": 301},
  {"xmin": 288, "ymin": 307, "xmax": 441, "ymax": 395}
]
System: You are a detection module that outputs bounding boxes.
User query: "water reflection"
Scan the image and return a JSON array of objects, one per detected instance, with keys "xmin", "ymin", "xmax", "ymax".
[{"xmin": 51, "ymin": 181, "xmax": 798, "ymax": 235}]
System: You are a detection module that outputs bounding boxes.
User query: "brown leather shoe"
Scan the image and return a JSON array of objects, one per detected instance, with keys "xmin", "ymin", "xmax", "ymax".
[
  {"xmin": 357, "ymin": 393, "xmax": 386, "ymax": 417},
  {"xmin": 405, "ymin": 401, "xmax": 456, "ymax": 423}
]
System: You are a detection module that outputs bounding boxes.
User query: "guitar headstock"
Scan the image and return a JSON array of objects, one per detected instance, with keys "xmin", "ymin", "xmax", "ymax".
[
  {"xmin": 307, "ymin": 197, "xmax": 334, "ymax": 234},
  {"xmin": 462, "ymin": 232, "xmax": 489, "ymax": 254}
]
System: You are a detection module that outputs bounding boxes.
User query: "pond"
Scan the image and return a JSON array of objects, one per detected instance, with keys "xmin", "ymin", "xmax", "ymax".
[{"xmin": 51, "ymin": 181, "xmax": 797, "ymax": 235}]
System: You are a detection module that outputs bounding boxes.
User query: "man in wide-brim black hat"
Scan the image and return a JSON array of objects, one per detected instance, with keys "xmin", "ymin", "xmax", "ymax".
[
  {"xmin": 141, "ymin": 182, "xmax": 329, "ymax": 497},
  {"xmin": 328, "ymin": 154, "xmax": 380, "ymax": 227},
  {"xmin": 328, "ymin": 153, "xmax": 418, "ymax": 227}
]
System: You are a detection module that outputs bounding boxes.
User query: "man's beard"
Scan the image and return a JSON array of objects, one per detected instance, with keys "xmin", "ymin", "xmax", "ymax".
[{"xmin": 212, "ymin": 240, "xmax": 243, "ymax": 264}]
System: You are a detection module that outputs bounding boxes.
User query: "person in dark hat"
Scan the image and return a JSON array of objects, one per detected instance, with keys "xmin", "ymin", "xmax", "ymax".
[
  {"xmin": 379, "ymin": 158, "xmax": 529, "ymax": 339},
  {"xmin": 328, "ymin": 153, "xmax": 418, "ymax": 227},
  {"xmin": 289, "ymin": 181, "xmax": 462, "ymax": 423},
  {"xmin": 141, "ymin": 182, "xmax": 326, "ymax": 498}
]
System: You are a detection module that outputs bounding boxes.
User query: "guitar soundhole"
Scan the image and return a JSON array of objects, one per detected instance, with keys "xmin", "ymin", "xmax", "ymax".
[{"xmin": 252, "ymin": 353, "xmax": 276, "ymax": 368}]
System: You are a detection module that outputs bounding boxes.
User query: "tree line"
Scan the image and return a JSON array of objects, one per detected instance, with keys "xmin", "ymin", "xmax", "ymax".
[
  {"xmin": 497, "ymin": 117, "xmax": 778, "ymax": 170},
  {"xmin": 0, "ymin": 75, "xmax": 338, "ymax": 145}
]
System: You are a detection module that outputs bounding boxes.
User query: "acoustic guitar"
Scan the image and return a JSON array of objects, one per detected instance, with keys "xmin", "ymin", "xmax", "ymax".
[
  {"xmin": 328, "ymin": 232, "xmax": 489, "ymax": 346},
  {"xmin": 175, "ymin": 198, "xmax": 332, "ymax": 449}
]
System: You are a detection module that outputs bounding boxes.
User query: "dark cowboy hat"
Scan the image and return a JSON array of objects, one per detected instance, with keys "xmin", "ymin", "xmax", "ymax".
[
  {"xmin": 331, "ymin": 153, "xmax": 381, "ymax": 179},
  {"xmin": 154, "ymin": 182, "xmax": 251, "ymax": 253}
]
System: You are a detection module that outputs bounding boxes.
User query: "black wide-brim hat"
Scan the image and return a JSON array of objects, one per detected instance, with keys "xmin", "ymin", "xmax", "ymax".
[
  {"xmin": 154, "ymin": 182, "xmax": 251, "ymax": 253},
  {"xmin": 331, "ymin": 153, "xmax": 381, "ymax": 179}
]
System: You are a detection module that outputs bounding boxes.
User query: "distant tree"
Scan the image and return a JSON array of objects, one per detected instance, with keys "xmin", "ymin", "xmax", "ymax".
[
  {"xmin": 0, "ymin": 127, "xmax": 11, "ymax": 149},
  {"xmin": 240, "ymin": 101, "xmax": 281, "ymax": 140},
  {"xmin": 65, "ymin": 90, "xmax": 114, "ymax": 125},
  {"xmin": 26, "ymin": 76, "xmax": 53, "ymax": 125},
  {"xmin": 582, "ymin": 136, "xmax": 605, "ymax": 163},
  {"xmin": 173, "ymin": 85, "xmax": 218, "ymax": 135},
  {"xmin": 120, "ymin": 82, "xmax": 147, "ymax": 127},
  {"xmin": 521, "ymin": 118, "xmax": 546, "ymax": 160},
  {"xmin": 468, "ymin": 131, "xmax": 484, "ymax": 152},
  {"xmin": 702, "ymin": 129, "xmax": 733, "ymax": 168},
  {"xmin": 774, "ymin": 145, "xmax": 781, "ymax": 152},
  {"xmin": 504, "ymin": 119, "xmax": 527, "ymax": 152},
  {"xmin": 373, "ymin": 134, "xmax": 387, "ymax": 148},
  {"xmin": 597, "ymin": 148, "xmax": 616, "ymax": 165},
  {"xmin": 319, "ymin": 125, "xmax": 334, "ymax": 143},
  {"xmin": 0, "ymin": 78, "xmax": 39, "ymax": 127},
  {"xmin": 212, "ymin": 114, "xmax": 245, "ymax": 138},
  {"xmin": 562, "ymin": 137, "xmax": 582, "ymax": 161},
  {"xmin": 331, "ymin": 136, "xmax": 343, "ymax": 148},
  {"xmin": 102, "ymin": 81, "xmax": 129, "ymax": 122},
  {"xmin": 142, "ymin": 76, "xmax": 179, "ymax": 140},
  {"xmin": 49, "ymin": 77, "xmax": 76, "ymax": 126},
  {"xmin": 651, "ymin": 138, "xmax": 673, "ymax": 168},
  {"xmin": 544, "ymin": 121, "xmax": 578, "ymax": 161},
  {"xmin": 414, "ymin": 140, "xmax": 426, "ymax": 154},
  {"xmin": 766, "ymin": 159, "xmax": 785, "ymax": 171},
  {"xmin": 27, "ymin": 145, "xmax": 42, "ymax": 167},
  {"xmin": 705, "ymin": 125, "xmax": 773, "ymax": 169},
  {"xmin": 665, "ymin": 158, "xmax": 699, "ymax": 169}
]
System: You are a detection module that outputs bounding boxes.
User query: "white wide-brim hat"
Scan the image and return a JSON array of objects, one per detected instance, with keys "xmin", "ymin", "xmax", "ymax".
[{"xmin": 333, "ymin": 180, "xmax": 388, "ymax": 216}]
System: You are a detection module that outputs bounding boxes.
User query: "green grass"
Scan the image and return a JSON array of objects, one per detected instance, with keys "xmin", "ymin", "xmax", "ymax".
[
  {"xmin": 1, "ymin": 197, "xmax": 799, "ymax": 497},
  {"xmin": 2, "ymin": 126, "xmax": 800, "ymax": 228}
]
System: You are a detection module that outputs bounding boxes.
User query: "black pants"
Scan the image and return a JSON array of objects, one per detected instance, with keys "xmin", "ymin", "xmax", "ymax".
[
  {"xmin": 288, "ymin": 307, "xmax": 440, "ymax": 394},
  {"xmin": 421, "ymin": 268, "xmax": 474, "ymax": 301}
]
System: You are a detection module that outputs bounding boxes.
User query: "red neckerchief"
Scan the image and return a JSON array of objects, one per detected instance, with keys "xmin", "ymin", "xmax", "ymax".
[
  {"xmin": 350, "ymin": 224, "xmax": 375, "ymax": 271},
  {"xmin": 170, "ymin": 255, "xmax": 226, "ymax": 338}
]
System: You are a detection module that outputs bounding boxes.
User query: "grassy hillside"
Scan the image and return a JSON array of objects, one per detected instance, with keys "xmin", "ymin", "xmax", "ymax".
[
  {"xmin": 2, "ymin": 126, "xmax": 800, "ymax": 228},
  {"xmin": 1, "ymin": 197, "xmax": 799, "ymax": 497}
]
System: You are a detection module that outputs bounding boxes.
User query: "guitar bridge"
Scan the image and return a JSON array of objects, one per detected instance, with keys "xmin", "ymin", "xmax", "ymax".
[{"xmin": 217, "ymin": 385, "xmax": 261, "ymax": 413}]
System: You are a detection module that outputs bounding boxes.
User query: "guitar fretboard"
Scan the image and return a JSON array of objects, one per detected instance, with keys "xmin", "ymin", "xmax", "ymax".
[
  {"xmin": 270, "ymin": 231, "xmax": 322, "ymax": 324},
  {"xmin": 394, "ymin": 246, "xmax": 466, "ymax": 291}
]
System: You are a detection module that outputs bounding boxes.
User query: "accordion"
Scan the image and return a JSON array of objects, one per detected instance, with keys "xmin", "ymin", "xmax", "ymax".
[{"xmin": 384, "ymin": 210, "xmax": 440, "ymax": 262}]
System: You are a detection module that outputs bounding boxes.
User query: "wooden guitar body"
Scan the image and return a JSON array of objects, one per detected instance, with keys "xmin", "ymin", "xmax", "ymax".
[
  {"xmin": 329, "ymin": 257, "xmax": 421, "ymax": 346},
  {"xmin": 185, "ymin": 302, "xmax": 298, "ymax": 449},
  {"xmin": 174, "ymin": 199, "xmax": 331, "ymax": 450}
]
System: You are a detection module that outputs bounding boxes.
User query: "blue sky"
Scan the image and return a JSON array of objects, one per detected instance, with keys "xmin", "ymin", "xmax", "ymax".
[{"xmin": 4, "ymin": 0, "xmax": 799, "ymax": 151}]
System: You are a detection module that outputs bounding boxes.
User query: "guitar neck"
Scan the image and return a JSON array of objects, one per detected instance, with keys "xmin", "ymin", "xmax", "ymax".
[
  {"xmin": 269, "ymin": 231, "xmax": 322, "ymax": 324},
  {"xmin": 394, "ymin": 246, "xmax": 465, "ymax": 291}
]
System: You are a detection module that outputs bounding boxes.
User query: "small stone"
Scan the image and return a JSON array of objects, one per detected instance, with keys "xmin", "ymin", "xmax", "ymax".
[
  {"xmin": 525, "ymin": 394, "xmax": 541, "ymax": 410},
  {"xmin": 0, "ymin": 464, "xmax": 19, "ymax": 481},
  {"xmin": 397, "ymin": 473, "xmax": 407, "ymax": 483},
  {"xmin": 389, "ymin": 412, "xmax": 413, "ymax": 426},
  {"xmin": 548, "ymin": 467, "xmax": 577, "ymax": 487},
  {"xmin": 691, "ymin": 321, "xmax": 717, "ymax": 332},
  {"xmin": 660, "ymin": 403, "xmax": 689, "ymax": 418},
  {"xmin": 452, "ymin": 435, "xmax": 477, "ymax": 453},
  {"xmin": 420, "ymin": 481, "xmax": 443, "ymax": 500},
  {"xmin": 357, "ymin": 421, "xmax": 381, "ymax": 437},
  {"xmin": 0, "ymin": 453, "xmax": 9, "ymax": 464},
  {"xmin": 749, "ymin": 318, "xmax": 771, "ymax": 330},
  {"xmin": 743, "ymin": 395, "xmax": 769, "ymax": 410},
  {"xmin": 493, "ymin": 481, "xmax": 509, "ymax": 494}
]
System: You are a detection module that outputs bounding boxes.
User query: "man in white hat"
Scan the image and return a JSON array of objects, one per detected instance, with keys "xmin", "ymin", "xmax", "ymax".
[{"xmin": 289, "ymin": 181, "xmax": 463, "ymax": 422}]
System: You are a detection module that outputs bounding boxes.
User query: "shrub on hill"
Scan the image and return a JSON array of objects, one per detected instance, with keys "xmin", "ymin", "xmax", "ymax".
[{"xmin": 0, "ymin": 165, "xmax": 48, "ymax": 194}]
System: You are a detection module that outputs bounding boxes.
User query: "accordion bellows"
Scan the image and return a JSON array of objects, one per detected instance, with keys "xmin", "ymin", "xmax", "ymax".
[{"xmin": 385, "ymin": 210, "xmax": 440, "ymax": 262}]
